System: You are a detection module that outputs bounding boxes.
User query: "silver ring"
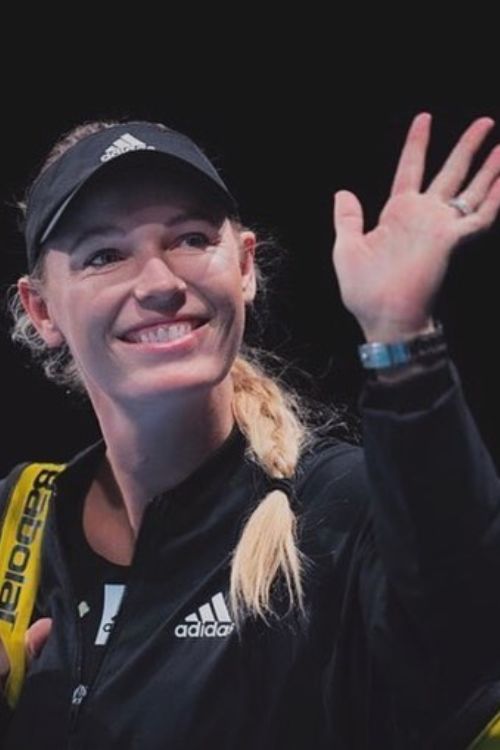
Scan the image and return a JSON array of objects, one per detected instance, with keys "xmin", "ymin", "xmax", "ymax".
[{"xmin": 447, "ymin": 196, "xmax": 474, "ymax": 217}]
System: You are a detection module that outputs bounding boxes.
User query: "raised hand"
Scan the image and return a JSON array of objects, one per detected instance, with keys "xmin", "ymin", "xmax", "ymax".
[{"xmin": 332, "ymin": 113, "xmax": 500, "ymax": 343}]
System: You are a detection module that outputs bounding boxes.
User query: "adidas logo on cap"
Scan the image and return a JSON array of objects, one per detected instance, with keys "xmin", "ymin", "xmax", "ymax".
[
  {"xmin": 175, "ymin": 592, "xmax": 235, "ymax": 638},
  {"xmin": 100, "ymin": 133, "xmax": 156, "ymax": 163}
]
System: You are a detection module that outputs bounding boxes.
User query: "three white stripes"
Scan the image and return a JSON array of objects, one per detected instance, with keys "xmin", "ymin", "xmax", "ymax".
[
  {"xmin": 100, "ymin": 133, "xmax": 156, "ymax": 162},
  {"xmin": 185, "ymin": 592, "xmax": 232, "ymax": 624}
]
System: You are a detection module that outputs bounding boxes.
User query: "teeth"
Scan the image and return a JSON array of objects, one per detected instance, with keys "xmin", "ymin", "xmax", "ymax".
[{"xmin": 128, "ymin": 322, "xmax": 196, "ymax": 344}]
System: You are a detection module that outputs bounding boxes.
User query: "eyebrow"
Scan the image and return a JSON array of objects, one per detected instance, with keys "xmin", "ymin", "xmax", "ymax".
[{"xmin": 69, "ymin": 209, "xmax": 222, "ymax": 250}]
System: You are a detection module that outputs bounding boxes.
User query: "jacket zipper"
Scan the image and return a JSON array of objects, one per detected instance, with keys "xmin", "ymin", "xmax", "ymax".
[
  {"xmin": 68, "ymin": 614, "xmax": 85, "ymax": 733},
  {"xmin": 38, "ymin": 485, "xmax": 87, "ymax": 747},
  {"xmin": 65, "ymin": 494, "xmax": 163, "ymax": 738},
  {"xmin": 44, "ymin": 487, "xmax": 88, "ymax": 747}
]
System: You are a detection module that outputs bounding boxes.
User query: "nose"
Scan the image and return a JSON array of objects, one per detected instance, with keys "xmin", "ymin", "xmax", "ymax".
[{"xmin": 133, "ymin": 254, "xmax": 188, "ymax": 309}]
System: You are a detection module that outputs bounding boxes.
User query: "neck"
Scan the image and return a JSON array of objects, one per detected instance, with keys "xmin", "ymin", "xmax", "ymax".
[{"xmin": 87, "ymin": 379, "xmax": 236, "ymax": 535}]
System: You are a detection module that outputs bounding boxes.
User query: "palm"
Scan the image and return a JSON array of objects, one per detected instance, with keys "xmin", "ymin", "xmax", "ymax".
[{"xmin": 332, "ymin": 114, "xmax": 500, "ymax": 342}]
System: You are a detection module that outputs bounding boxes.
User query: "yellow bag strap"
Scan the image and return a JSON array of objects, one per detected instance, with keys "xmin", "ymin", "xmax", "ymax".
[
  {"xmin": 0, "ymin": 462, "xmax": 65, "ymax": 708},
  {"xmin": 468, "ymin": 710, "xmax": 500, "ymax": 748}
]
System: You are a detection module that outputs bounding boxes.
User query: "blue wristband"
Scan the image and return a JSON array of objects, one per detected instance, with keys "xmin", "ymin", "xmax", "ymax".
[{"xmin": 358, "ymin": 323, "xmax": 446, "ymax": 370}]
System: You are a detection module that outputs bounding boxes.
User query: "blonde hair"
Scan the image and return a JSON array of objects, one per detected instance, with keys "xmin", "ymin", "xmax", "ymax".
[{"xmin": 9, "ymin": 119, "xmax": 343, "ymax": 631}]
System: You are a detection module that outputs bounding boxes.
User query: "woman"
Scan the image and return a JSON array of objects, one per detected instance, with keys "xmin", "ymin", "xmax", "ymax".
[{"xmin": 0, "ymin": 113, "xmax": 500, "ymax": 748}]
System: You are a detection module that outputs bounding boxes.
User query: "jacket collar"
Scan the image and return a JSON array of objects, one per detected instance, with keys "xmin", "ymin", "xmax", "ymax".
[{"xmin": 54, "ymin": 422, "xmax": 254, "ymax": 524}]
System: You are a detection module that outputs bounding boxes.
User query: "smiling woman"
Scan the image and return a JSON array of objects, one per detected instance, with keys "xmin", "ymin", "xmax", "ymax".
[
  {"xmin": 2, "ymin": 115, "xmax": 500, "ymax": 749},
  {"xmin": 18, "ymin": 159, "xmax": 257, "ymax": 407}
]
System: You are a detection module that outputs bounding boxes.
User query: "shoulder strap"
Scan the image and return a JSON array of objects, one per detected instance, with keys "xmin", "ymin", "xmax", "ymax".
[
  {"xmin": 0, "ymin": 462, "xmax": 65, "ymax": 708},
  {"xmin": 468, "ymin": 710, "xmax": 500, "ymax": 749}
]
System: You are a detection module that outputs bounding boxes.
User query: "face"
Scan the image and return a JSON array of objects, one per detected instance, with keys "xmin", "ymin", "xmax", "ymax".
[{"xmin": 19, "ymin": 159, "xmax": 257, "ymax": 406}]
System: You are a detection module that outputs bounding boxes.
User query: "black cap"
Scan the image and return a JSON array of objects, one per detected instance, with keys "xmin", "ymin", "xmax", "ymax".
[{"xmin": 24, "ymin": 121, "xmax": 240, "ymax": 272}]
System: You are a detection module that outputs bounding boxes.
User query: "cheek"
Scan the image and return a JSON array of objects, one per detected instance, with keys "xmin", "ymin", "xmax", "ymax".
[
  {"xmin": 221, "ymin": 300, "xmax": 247, "ymax": 354},
  {"xmin": 48, "ymin": 290, "xmax": 107, "ymax": 353},
  {"xmin": 203, "ymin": 260, "xmax": 246, "ymax": 310},
  {"xmin": 215, "ymin": 290, "xmax": 246, "ymax": 336}
]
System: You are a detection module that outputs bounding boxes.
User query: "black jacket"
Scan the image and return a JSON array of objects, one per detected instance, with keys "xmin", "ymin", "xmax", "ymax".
[{"xmin": 1, "ymin": 359, "xmax": 500, "ymax": 749}]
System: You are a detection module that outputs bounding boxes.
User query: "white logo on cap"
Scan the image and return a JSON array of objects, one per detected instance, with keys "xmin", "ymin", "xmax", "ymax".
[{"xmin": 100, "ymin": 133, "xmax": 156, "ymax": 163}]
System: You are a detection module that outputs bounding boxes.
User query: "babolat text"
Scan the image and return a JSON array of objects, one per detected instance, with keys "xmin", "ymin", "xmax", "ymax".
[{"xmin": 0, "ymin": 469, "xmax": 58, "ymax": 628}]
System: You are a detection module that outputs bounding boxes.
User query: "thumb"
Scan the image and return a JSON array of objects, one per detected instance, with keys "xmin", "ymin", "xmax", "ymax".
[
  {"xmin": 333, "ymin": 190, "xmax": 364, "ymax": 238},
  {"xmin": 25, "ymin": 618, "xmax": 52, "ymax": 664}
]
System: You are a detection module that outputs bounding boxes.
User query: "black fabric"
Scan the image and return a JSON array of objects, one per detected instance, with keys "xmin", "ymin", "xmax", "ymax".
[
  {"xmin": 59, "ymin": 477, "xmax": 129, "ymax": 691},
  {"xmin": 1, "ymin": 359, "xmax": 500, "ymax": 748}
]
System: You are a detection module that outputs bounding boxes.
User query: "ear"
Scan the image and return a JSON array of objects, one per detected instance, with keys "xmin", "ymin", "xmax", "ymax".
[
  {"xmin": 17, "ymin": 276, "xmax": 65, "ymax": 347},
  {"xmin": 239, "ymin": 230, "xmax": 257, "ymax": 304}
]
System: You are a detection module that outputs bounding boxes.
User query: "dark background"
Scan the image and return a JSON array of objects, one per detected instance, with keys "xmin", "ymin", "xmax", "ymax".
[{"xmin": 1, "ymin": 65, "xmax": 500, "ymax": 475}]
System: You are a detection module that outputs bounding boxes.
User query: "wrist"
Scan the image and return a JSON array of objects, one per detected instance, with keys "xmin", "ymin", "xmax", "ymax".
[
  {"xmin": 361, "ymin": 318, "xmax": 437, "ymax": 344},
  {"xmin": 358, "ymin": 321, "xmax": 447, "ymax": 374}
]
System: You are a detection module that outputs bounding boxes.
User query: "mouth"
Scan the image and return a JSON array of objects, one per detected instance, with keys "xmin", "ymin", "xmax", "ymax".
[{"xmin": 119, "ymin": 319, "xmax": 208, "ymax": 346}]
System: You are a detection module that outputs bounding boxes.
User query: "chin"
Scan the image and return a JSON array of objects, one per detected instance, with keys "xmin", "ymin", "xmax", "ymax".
[{"xmin": 116, "ymin": 367, "xmax": 233, "ymax": 403}]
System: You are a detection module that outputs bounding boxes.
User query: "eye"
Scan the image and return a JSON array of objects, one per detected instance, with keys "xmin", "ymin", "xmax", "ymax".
[
  {"xmin": 83, "ymin": 248, "xmax": 123, "ymax": 268},
  {"xmin": 176, "ymin": 232, "xmax": 213, "ymax": 250}
]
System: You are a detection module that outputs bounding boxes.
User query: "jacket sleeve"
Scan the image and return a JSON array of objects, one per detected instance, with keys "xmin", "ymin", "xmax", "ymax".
[{"xmin": 357, "ymin": 355, "xmax": 500, "ymax": 745}]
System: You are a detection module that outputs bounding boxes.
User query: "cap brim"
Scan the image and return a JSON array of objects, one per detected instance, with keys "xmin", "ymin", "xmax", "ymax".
[{"xmin": 39, "ymin": 150, "xmax": 239, "ymax": 247}]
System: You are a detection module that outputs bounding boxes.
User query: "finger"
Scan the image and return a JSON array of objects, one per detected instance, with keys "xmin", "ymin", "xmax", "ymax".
[
  {"xmin": 25, "ymin": 618, "xmax": 52, "ymax": 663},
  {"xmin": 333, "ymin": 190, "xmax": 364, "ymax": 239},
  {"xmin": 452, "ymin": 144, "xmax": 500, "ymax": 210},
  {"xmin": 427, "ymin": 117, "xmax": 495, "ymax": 199},
  {"xmin": 390, "ymin": 112, "xmax": 432, "ymax": 196},
  {"xmin": 461, "ymin": 175, "xmax": 500, "ymax": 232}
]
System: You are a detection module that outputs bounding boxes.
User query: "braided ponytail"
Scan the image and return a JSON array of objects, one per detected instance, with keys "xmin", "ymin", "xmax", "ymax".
[{"xmin": 229, "ymin": 353, "xmax": 313, "ymax": 630}]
